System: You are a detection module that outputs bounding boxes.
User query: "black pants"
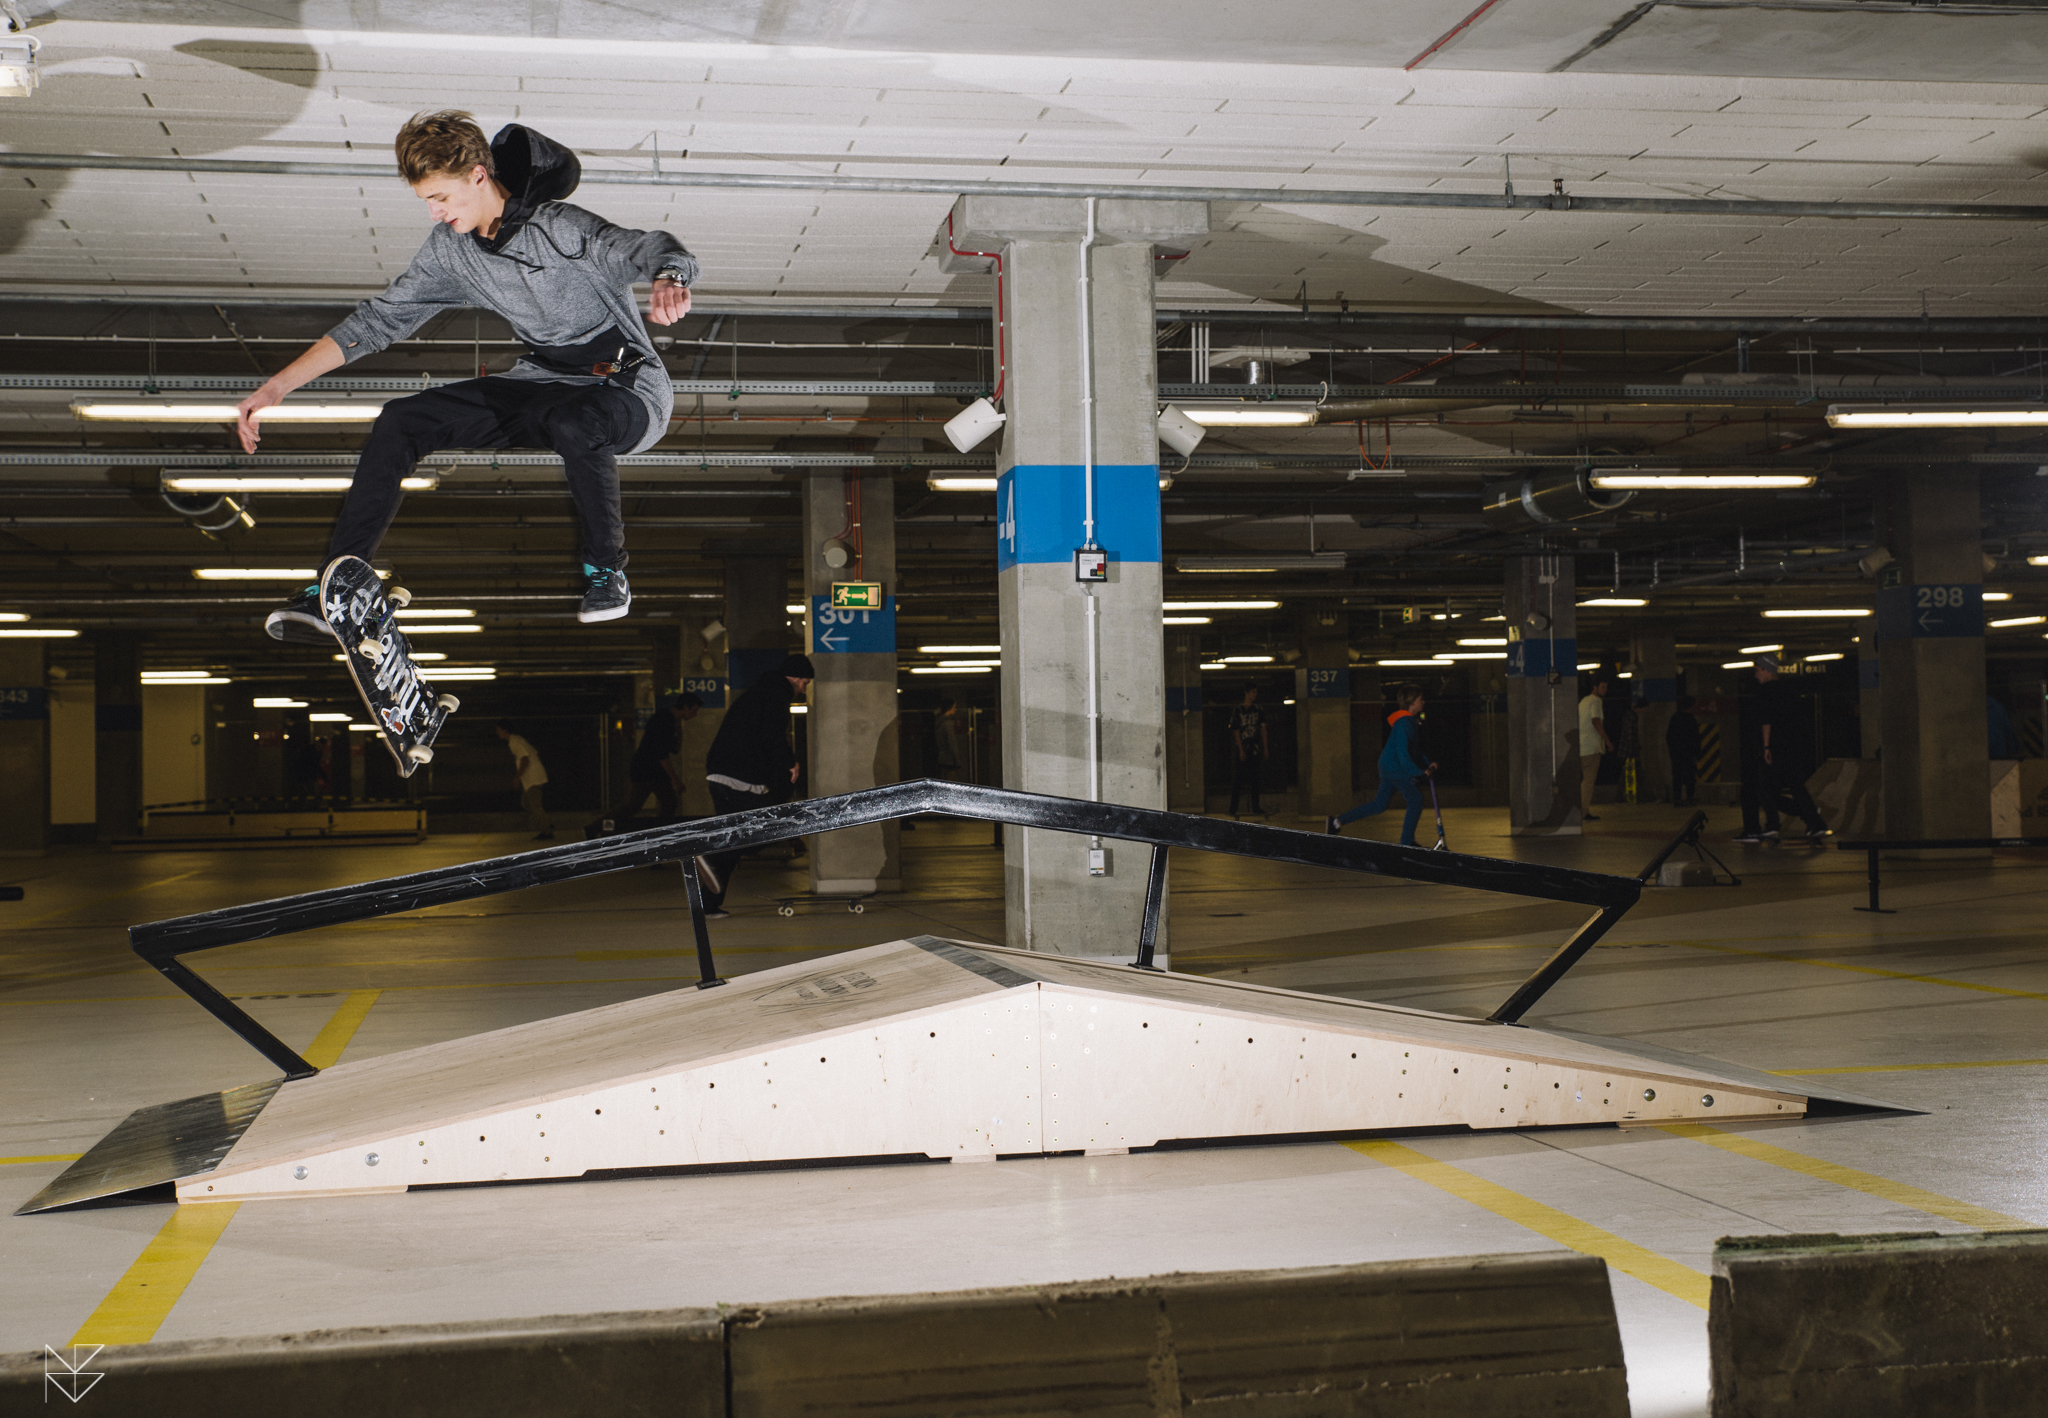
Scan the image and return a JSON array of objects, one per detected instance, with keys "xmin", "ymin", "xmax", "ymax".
[
  {"xmin": 699, "ymin": 778, "xmax": 794, "ymax": 909},
  {"xmin": 1671, "ymin": 758, "xmax": 1697, "ymax": 804},
  {"xmin": 607, "ymin": 768, "xmax": 677, "ymax": 824},
  {"xmin": 1742, "ymin": 759, "xmax": 1823, "ymax": 834},
  {"xmin": 327, "ymin": 378, "xmax": 648, "ymax": 569},
  {"xmin": 1229, "ymin": 752, "xmax": 1263, "ymax": 815}
]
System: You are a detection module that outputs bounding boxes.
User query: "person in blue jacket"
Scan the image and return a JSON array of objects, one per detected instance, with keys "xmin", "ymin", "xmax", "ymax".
[{"xmin": 1326, "ymin": 685, "xmax": 1437, "ymax": 845}]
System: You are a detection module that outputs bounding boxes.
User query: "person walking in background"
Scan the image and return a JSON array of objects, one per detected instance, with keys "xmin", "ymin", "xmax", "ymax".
[
  {"xmin": 1666, "ymin": 694, "xmax": 1702, "ymax": 806},
  {"xmin": 693, "ymin": 655, "xmax": 814, "ymax": 918},
  {"xmin": 1735, "ymin": 656, "xmax": 1828, "ymax": 843},
  {"xmin": 1327, "ymin": 685, "xmax": 1437, "ymax": 845},
  {"xmin": 934, "ymin": 697, "xmax": 965, "ymax": 779},
  {"xmin": 590, "ymin": 692, "xmax": 698, "ymax": 833},
  {"xmin": 496, "ymin": 720, "xmax": 552, "ymax": 841},
  {"xmin": 1227, "ymin": 685, "xmax": 1270, "ymax": 817},
  {"xmin": 1578, "ymin": 677, "xmax": 1613, "ymax": 821}
]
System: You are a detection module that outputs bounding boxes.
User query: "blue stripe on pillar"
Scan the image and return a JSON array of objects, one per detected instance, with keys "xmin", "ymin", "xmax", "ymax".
[
  {"xmin": 996, "ymin": 464, "xmax": 1162, "ymax": 571},
  {"xmin": 1506, "ymin": 638, "xmax": 1576, "ymax": 678}
]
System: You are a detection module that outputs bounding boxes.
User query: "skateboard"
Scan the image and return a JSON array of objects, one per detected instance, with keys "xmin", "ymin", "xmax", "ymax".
[
  {"xmin": 774, "ymin": 893, "xmax": 870, "ymax": 917},
  {"xmin": 321, "ymin": 555, "xmax": 457, "ymax": 777}
]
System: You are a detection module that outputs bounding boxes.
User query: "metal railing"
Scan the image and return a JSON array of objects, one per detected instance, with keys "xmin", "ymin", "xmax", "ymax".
[
  {"xmin": 1837, "ymin": 835, "xmax": 2048, "ymax": 913},
  {"xmin": 1635, "ymin": 810, "xmax": 1741, "ymax": 887},
  {"xmin": 128, "ymin": 780, "xmax": 1644, "ymax": 1079}
]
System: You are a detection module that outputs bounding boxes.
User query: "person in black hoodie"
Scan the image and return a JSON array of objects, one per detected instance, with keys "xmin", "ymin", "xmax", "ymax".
[
  {"xmin": 1666, "ymin": 694, "xmax": 1701, "ymax": 806},
  {"xmin": 694, "ymin": 656, "xmax": 815, "ymax": 916},
  {"xmin": 243, "ymin": 110, "xmax": 699, "ymax": 639}
]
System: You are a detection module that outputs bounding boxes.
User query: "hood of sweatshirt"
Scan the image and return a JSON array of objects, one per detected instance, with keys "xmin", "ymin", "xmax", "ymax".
[
  {"xmin": 476, "ymin": 124, "xmax": 581, "ymax": 254},
  {"xmin": 1386, "ymin": 709, "xmax": 1416, "ymax": 728}
]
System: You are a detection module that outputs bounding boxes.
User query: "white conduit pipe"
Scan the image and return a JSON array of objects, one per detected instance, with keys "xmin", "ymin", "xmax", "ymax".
[{"xmin": 1079, "ymin": 199, "xmax": 1102, "ymax": 815}]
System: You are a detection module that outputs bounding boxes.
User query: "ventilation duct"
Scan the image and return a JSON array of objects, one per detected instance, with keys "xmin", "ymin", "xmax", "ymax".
[{"xmin": 1481, "ymin": 469, "xmax": 1633, "ymax": 531}]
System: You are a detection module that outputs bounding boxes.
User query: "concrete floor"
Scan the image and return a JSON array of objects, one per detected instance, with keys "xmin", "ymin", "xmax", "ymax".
[{"xmin": 5, "ymin": 804, "xmax": 2047, "ymax": 1417}]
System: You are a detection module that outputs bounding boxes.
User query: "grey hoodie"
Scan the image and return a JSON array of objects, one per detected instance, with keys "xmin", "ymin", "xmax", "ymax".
[{"xmin": 326, "ymin": 125, "xmax": 696, "ymax": 454}]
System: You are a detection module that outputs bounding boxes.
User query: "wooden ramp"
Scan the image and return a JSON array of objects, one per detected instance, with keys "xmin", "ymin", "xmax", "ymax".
[{"xmin": 28, "ymin": 936, "xmax": 1832, "ymax": 1211}]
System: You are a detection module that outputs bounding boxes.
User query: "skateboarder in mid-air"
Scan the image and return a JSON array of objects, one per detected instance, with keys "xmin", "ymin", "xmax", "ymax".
[{"xmin": 242, "ymin": 110, "xmax": 698, "ymax": 642}]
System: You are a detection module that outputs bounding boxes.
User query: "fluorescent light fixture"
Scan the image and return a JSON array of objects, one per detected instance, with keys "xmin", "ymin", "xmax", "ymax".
[
  {"xmin": 1576, "ymin": 662, "xmax": 1600, "ymax": 671},
  {"xmin": 2030, "ymin": 555, "xmax": 2048, "ymax": 567},
  {"xmin": 348, "ymin": 723, "xmax": 379, "ymax": 732},
  {"xmin": 785, "ymin": 603, "xmax": 805, "ymax": 614},
  {"xmin": 74, "ymin": 401, "xmax": 386, "ymax": 423},
  {"xmin": 1378, "ymin": 658, "xmax": 1452, "ymax": 666},
  {"xmin": 1804, "ymin": 653, "xmax": 1845, "ymax": 662},
  {"xmin": 142, "ymin": 670, "xmax": 215, "ymax": 679},
  {"xmin": 1162, "ymin": 616, "xmax": 1211, "ymax": 625},
  {"xmin": 400, "ymin": 623, "xmax": 482, "ymax": 634},
  {"xmin": 1740, "ymin": 643, "xmax": 1784, "ymax": 654},
  {"xmin": 1617, "ymin": 671, "xmax": 1632, "ymax": 679},
  {"xmin": 395, "ymin": 607, "xmax": 475, "ymax": 619},
  {"xmin": 1579, "ymin": 598, "xmax": 1647, "ymax": 607},
  {"xmin": 910, "ymin": 665, "xmax": 990, "ymax": 674},
  {"xmin": 1177, "ymin": 403, "xmax": 1318, "ymax": 427},
  {"xmin": 1762, "ymin": 608, "xmax": 1872, "ymax": 618},
  {"xmin": 0, "ymin": 613, "xmax": 26, "ymax": 622},
  {"xmin": 789, "ymin": 704, "xmax": 808, "ymax": 714},
  {"xmin": 1827, "ymin": 403, "xmax": 2048, "ymax": 429},
  {"xmin": 1991, "ymin": 614, "xmax": 2047, "ymax": 628},
  {"xmin": 937, "ymin": 659, "xmax": 1002, "ymax": 668},
  {"xmin": 1456, "ymin": 638, "xmax": 1507, "ymax": 647},
  {"xmin": 193, "ymin": 567, "xmax": 319, "ymax": 581},
  {"xmin": 1220, "ymin": 655, "xmax": 1274, "ymax": 664},
  {"xmin": 308, "ymin": 712, "xmax": 353, "ymax": 722},
  {"xmin": 1482, "ymin": 614, "xmax": 1505, "ymax": 622},
  {"xmin": 0, "ymin": 628, "xmax": 77, "ymax": 638},
  {"xmin": 1162, "ymin": 600, "xmax": 1280, "ymax": 612},
  {"xmin": 1984, "ymin": 592, "xmax": 2012, "ymax": 601},
  {"xmin": 334, "ymin": 652, "xmax": 447, "ymax": 663},
  {"xmin": 1722, "ymin": 660, "xmax": 1755, "ymax": 669},
  {"xmin": 1441, "ymin": 651, "xmax": 1507, "ymax": 660},
  {"xmin": 1178, "ymin": 553, "xmax": 1345, "ymax": 573},
  {"xmin": 162, "ymin": 475, "xmax": 436, "ymax": 492},
  {"xmin": 426, "ymin": 668, "xmax": 496, "ymax": 680},
  {"xmin": 0, "ymin": 33, "xmax": 41, "ymax": 98},
  {"xmin": 1589, "ymin": 473, "xmax": 1816, "ymax": 489},
  {"xmin": 927, "ymin": 476, "xmax": 998, "ymax": 492},
  {"xmin": 144, "ymin": 674, "xmax": 229, "ymax": 684},
  {"xmin": 1199, "ymin": 662, "xmax": 1228, "ymax": 670},
  {"xmin": 918, "ymin": 644, "xmax": 1000, "ymax": 653},
  {"xmin": 251, "ymin": 697, "xmax": 307, "ymax": 708}
]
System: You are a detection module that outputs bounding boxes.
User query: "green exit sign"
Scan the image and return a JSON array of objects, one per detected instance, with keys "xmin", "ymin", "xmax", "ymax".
[{"xmin": 830, "ymin": 582, "xmax": 884, "ymax": 610}]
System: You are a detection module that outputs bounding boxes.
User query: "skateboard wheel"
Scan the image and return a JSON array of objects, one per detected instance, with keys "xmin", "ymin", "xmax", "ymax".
[
  {"xmin": 850, "ymin": 903, "xmax": 865, "ymax": 914},
  {"xmin": 405, "ymin": 745, "xmax": 434, "ymax": 765},
  {"xmin": 777, "ymin": 906, "xmax": 794, "ymax": 917},
  {"xmin": 436, "ymin": 694, "xmax": 460, "ymax": 714},
  {"xmin": 358, "ymin": 637, "xmax": 383, "ymax": 662},
  {"xmin": 388, "ymin": 586, "xmax": 412, "ymax": 607}
]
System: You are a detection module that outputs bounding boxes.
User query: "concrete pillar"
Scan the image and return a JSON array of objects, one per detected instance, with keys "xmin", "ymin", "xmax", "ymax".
[
  {"xmin": 1351, "ymin": 665, "xmax": 1383, "ymax": 798},
  {"xmin": 92, "ymin": 632, "xmax": 143, "ymax": 842},
  {"xmin": 1876, "ymin": 469, "xmax": 1991, "ymax": 846},
  {"xmin": 942, "ymin": 195, "xmax": 1208, "ymax": 958},
  {"xmin": 0, "ymin": 641, "xmax": 50, "ymax": 855},
  {"xmin": 1631, "ymin": 628, "xmax": 1678, "ymax": 803},
  {"xmin": 1164, "ymin": 629, "xmax": 1204, "ymax": 812},
  {"xmin": 1505, "ymin": 554, "xmax": 1581, "ymax": 835},
  {"xmin": 677, "ymin": 615, "xmax": 726, "ymax": 818},
  {"xmin": 803, "ymin": 470, "xmax": 902, "ymax": 893},
  {"xmin": 1294, "ymin": 612, "xmax": 1352, "ymax": 821}
]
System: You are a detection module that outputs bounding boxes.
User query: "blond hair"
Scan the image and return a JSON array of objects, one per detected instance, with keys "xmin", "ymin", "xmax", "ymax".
[{"xmin": 395, "ymin": 110, "xmax": 493, "ymax": 184}]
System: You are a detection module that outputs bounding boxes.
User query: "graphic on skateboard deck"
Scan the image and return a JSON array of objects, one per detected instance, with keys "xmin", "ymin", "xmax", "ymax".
[{"xmin": 321, "ymin": 555, "xmax": 457, "ymax": 777}]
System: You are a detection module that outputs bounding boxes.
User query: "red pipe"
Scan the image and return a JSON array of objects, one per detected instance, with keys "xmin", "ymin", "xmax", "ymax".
[{"xmin": 946, "ymin": 210, "xmax": 1007, "ymax": 403}]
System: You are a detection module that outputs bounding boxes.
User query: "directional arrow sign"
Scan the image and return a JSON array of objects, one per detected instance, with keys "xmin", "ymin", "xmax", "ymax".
[
  {"xmin": 1879, "ymin": 584, "xmax": 1980, "ymax": 640},
  {"xmin": 809, "ymin": 595, "xmax": 896, "ymax": 654}
]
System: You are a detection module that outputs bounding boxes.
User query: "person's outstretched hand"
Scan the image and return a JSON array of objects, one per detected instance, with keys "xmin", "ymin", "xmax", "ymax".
[
  {"xmin": 649, "ymin": 277, "xmax": 691, "ymax": 326},
  {"xmin": 235, "ymin": 382, "xmax": 286, "ymax": 453}
]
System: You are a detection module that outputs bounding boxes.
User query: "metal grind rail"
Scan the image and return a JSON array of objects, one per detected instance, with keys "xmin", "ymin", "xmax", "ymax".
[
  {"xmin": 128, "ymin": 779, "xmax": 1643, "ymax": 1079},
  {"xmin": 1634, "ymin": 810, "xmax": 1742, "ymax": 888},
  {"xmin": 1837, "ymin": 835, "xmax": 2048, "ymax": 913}
]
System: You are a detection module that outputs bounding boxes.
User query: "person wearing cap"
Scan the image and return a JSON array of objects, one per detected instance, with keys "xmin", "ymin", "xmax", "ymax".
[
  {"xmin": 1736, "ymin": 655, "xmax": 1830, "ymax": 843},
  {"xmin": 590, "ymin": 692, "xmax": 700, "ymax": 834},
  {"xmin": 694, "ymin": 655, "xmax": 814, "ymax": 915}
]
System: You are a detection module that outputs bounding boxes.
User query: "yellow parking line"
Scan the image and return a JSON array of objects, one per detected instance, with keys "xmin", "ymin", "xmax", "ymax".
[
  {"xmin": 67, "ymin": 991, "xmax": 382, "ymax": 1347},
  {"xmin": 1345, "ymin": 1138, "xmax": 1710, "ymax": 1309},
  {"xmin": 0, "ymin": 1153, "xmax": 83, "ymax": 1165},
  {"xmin": 1681, "ymin": 941, "xmax": 2048, "ymax": 1002},
  {"xmin": 1659, "ymin": 1123, "xmax": 2034, "ymax": 1232},
  {"xmin": 1770, "ymin": 1058, "xmax": 2048, "ymax": 1076}
]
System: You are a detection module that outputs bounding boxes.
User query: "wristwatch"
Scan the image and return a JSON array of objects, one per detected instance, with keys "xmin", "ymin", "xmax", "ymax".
[{"xmin": 654, "ymin": 266, "xmax": 687, "ymax": 285}]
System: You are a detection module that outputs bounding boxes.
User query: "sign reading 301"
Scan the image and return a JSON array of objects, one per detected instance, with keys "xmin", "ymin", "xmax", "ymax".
[{"xmin": 810, "ymin": 595, "xmax": 897, "ymax": 654}]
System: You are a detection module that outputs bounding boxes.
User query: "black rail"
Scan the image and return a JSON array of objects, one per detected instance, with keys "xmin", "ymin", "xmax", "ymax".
[
  {"xmin": 128, "ymin": 780, "xmax": 1643, "ymax": 1077},
  {"xmin": 1837, "ymin": 835, "xmax": 2048, "ymax": 913}
]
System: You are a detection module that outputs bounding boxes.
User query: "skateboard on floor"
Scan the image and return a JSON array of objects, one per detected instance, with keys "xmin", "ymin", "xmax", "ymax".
[
  {"xmin": 322, "ymin": 555, "xmax": 458, "ymax": 778},
  {"xmin": 774, "ymin": 893, "xmax": 870, "ymax": 917}
]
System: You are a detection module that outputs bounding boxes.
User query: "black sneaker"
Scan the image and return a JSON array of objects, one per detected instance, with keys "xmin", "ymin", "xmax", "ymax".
[
  {"xmin": 1761, "ymin": 829, "xmax": 1781, "ymax": 840},
  {"xmin": 578, "ymin": 564, "xmax": 631, "ymax": 623},
  {"xmin": 701, "ymin": 908, "xmax": 731, "ymax": 921},
  {"xmin": 263, "ymin": 584, "xmax": 333, "ymax": 645},
  {"xmin": 1807, "ymin": 825, "xmax": 1834, "ymax": 839},
  {"xmin": 1732, "ymin": 832, "xmax": 1763, "ymax": 844}
]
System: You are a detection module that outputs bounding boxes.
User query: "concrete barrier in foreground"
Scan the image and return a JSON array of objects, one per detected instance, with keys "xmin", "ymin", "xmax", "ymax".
[
  {"xmin": 1710, "ymin": 1229, "xmax": 2048, "ymax": 1416},
  {"xmin": 1, "ymin": 1252, "xmax": 1628, "ymax": 1416}
]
